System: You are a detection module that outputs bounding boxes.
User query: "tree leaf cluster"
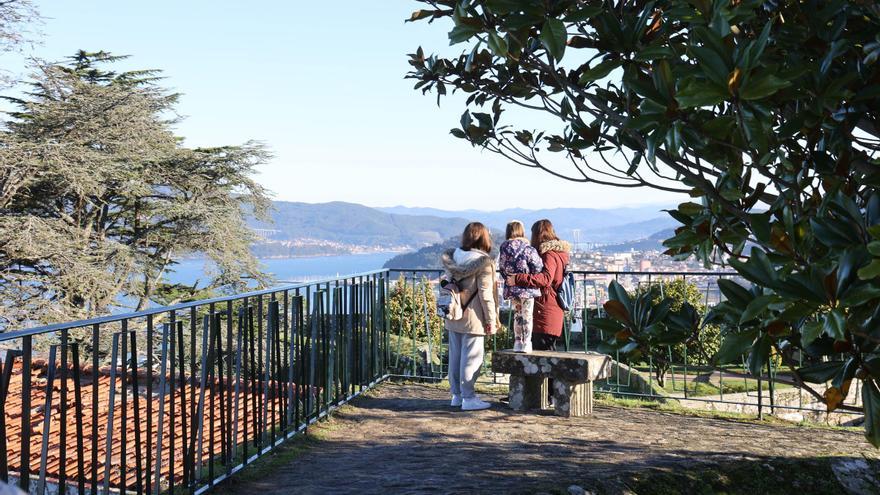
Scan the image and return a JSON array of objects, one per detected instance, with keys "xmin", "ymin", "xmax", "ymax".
[
  {"xmin": 0, "ymin": 52, "xmax": 271, "ymax": 329},
  {"xmin": 407, "ymin": 0, "xmax": 880, "ymax": 446}
]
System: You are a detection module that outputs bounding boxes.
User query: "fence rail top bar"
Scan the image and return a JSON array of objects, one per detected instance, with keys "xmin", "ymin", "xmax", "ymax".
[
  {"xmin": 387, "ymin": 268, "xmax": 737, "ymax": 276},
  {"xmin": 1, "ymin": 268, "xmax": 389, "ymax": 342}
]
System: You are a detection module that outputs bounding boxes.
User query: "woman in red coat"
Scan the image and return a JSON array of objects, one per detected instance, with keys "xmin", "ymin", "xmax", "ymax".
[{"xmin": 505, "ymin": 219, "xmax": 570, "ymax": 351}]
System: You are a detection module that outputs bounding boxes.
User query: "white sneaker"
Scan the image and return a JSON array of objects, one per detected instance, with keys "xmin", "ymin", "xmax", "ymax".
[
  {"xmin": 461, "ymin": 397, "xmax": 492, "ymax": 411},
  {"xmin": 450, "ymin": 394, "xmax": 462, "ymax": 407},
  {"xmin": 513, "ymin": 340, "xmax": 524, "ymax": 352},
  {"xmin": 521, "ymin": 342, "xmax": 533, "ymax": 353}
]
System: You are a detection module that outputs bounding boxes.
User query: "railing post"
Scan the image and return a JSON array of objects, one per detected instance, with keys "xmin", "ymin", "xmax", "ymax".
[
  {"xmin": 37, "ymin": 345, "xmax": 57, "ymax": 495},
  {"xmin": 154, "ymin": 324, "xmax": 170, "ymax": 495},
  {"xmin": 102, "ymin": 333, "xmax": 120, "ymax": 495}
]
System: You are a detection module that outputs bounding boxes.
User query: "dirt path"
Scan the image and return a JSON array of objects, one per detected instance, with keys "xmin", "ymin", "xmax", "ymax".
[{"xmin": 223, "ymin": 383, "xmax": 878, "ymax": 494}]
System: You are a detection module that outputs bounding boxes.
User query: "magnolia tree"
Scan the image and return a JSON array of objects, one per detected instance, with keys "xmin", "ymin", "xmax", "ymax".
[{"xmin": 406, "ymin": 0, "xmax": 880, "ymax": 445}]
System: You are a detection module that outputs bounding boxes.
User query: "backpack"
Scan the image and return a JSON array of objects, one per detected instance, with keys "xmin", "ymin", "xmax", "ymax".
[
  {"xmin": 556, "ymin": 267, "xmax": 575, "ymax": 312},
  {"xmin": 438, "ymin": 277, "xmax": 478, "ymax": 321}
]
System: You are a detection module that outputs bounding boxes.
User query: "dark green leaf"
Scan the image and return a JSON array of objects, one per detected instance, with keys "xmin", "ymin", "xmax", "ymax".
[
  {"xmin": 739, "ymin": 72, "xmax": 791, "ymax": 100},
  {"xmin": 863, "ymin": 379, "xmax": 880, "ymax": 447},
  {"xmin": 801, "ymin": 321, "xmax": 825, "ymax": 347},
  {"xmin": 487, "ymin": 32, "xmax": 508, "ymax": 57},
  {"xmin": 739, "ymin": 294, "xmax": 778, "ymax": 324},
  {"xmin": 715, "ymin": 330, "xmax": 758, "ymax": 364},
  {"xmin": 717, "ymin": 279, "xmax": 752, "ymax": 309},
  {"xmin": 578, "ymin": 60, "xmax": 621, "ymax": 85},
  {"xmin": 540, "ymin": 19, "xmax": 567, "ymax": 62},
  {"xmin": 822, "ymin": 309, "xmax": 846, "ymax": 341},
  {"xmin": 797, "ymin": 361, "xmax": 845, "ymax": 384},
  {"xmin": 676, "ymin": 78, "xmax": 728, "ymax": 108},
  {"xmin": 859, "ymin": 260, "xmax": 880, "ymax": 280},
  {"xmin": 449, "ymin": 24, "xmax": 481, "ymax": 44},
  {"xmin": 747, "ymin": 334, "xmax": 772, "ymax": 377},
  {"xmin": 563, "ymin": 4, "xmax": 604, "ymax": 22}
]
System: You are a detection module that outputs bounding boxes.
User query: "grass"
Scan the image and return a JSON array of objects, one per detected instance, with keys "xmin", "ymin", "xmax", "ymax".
[
  {"xmin": 553, "ymin": 457, "xmax": 864, "ymax": 495},
  {"xmin": 594, "ymin": 393, "xmax": 861, "ymax": 431},
  {"xmin": 660, "ymin": 374, "xmax": 793, "ymax": 397}
]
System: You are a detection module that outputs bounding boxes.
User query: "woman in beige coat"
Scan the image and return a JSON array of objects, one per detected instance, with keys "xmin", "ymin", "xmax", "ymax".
[{"xmin": 440, "ymin": 222, "xmax": 499, "ymax": 411}]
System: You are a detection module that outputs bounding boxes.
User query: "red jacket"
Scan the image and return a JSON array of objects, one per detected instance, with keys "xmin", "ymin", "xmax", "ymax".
[{"xmin": 513, "ymin": 240, "xmax": 571, "ymax": 337}]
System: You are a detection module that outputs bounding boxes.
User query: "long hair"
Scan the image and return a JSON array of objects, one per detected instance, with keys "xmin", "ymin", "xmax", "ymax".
[
  {"xmin": 461, "ymin": 222, "xmax": 492, "ymax": 253},
  {"xmin": 505, "ymin": 220, "xmax": 525, "ymax": 240},
  {"xmin": 530, "ymin": 219, "xmax": 558, "ymax": 249}
]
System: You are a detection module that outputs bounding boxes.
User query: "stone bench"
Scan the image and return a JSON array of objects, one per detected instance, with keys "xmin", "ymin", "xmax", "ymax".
[{"xmin": 491, "ymin": 350, "xmax": 612, "ymax": 417}]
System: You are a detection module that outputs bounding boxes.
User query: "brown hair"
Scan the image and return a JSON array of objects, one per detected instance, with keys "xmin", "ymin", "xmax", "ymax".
[
  {"xmin": 461, "ymin": 222, "xmax": 492, "ymax": 253},
  {"xmin": 505, "ymin": 220, "xmax": 525, "ymax": 240},
  {"xmin": 530, "ymin": 219, "xmax": 558, "ymax": 249}
]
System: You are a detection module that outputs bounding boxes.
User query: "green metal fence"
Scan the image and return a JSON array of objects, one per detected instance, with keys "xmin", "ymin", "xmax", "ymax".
[
  {"xmin": 0, "ymin": 271, "xmax": 390, "ymax": 495},
  {"xmin": 387, "ymin": 269, "xmax": 862, "ymax": 421}
]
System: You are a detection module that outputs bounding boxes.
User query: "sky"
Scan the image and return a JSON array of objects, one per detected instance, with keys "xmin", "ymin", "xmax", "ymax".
[{"xmin": 7, "ymin": 1, "xmax": 686, "ymax": 211}]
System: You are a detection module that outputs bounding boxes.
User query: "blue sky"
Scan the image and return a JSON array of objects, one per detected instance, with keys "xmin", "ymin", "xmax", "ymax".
[{"xmin": 9, "ymin": 1, "xmax": 685, "ymax": 210}]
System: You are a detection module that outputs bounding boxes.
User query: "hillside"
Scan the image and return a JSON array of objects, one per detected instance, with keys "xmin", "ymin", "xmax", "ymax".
[
  {"xmin": 250, "ymin": 201, "xmax": 470, "ymax": 247},
  {"xmin": 376, "ymin": 205, "xmax": 675, "ymax": 243},
  {"xmin": 597, "ymin": 228, "xmax": 675, "ymax": 253},
  {"xmin": 384, "ymin": 228, "xmax": 679, "ymax": 270},
  {"xmin": 384, "ymin": 233, "xmax": 503, "ymax": 270}
]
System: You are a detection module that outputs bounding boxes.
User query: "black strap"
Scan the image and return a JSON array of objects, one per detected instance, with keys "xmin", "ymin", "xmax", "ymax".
[{"xmin": 461, "ymin": 288, "xmax": 479, "ymax": 311}]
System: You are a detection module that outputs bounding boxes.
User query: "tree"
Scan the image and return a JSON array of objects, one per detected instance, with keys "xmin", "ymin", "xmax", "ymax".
[
  {"xmin": 0, "ymin": 0, "xmax": 42, "ymax": 87},
  {"xmin": 407, "ymin": 1, "xmax": 880, "ymax": 445},
  {"xmin": 637, "ymin": 277, "xmax": 722, "ymax": 366},
  {"xmin": 0, "ymin": 51, "xmax": 271, "ymax": 329},
  {"xmin": 387, "ymin": 275, "xmax": 444, "ymax": 351},
  {"xmin": 595, "ymin": 280, "xmax": 700, "ymax": 387}
]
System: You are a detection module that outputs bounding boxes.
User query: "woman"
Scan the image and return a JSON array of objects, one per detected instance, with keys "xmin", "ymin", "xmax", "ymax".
[
  {"xmin": 498, "ymin": 220, "xmax": 543, "ymax": 353},
  {"xmin": 505, "ymin": 219, "xmax": 570, "ymax": 351},
  {"xmin": 440, "ymin": 222, "xmax": 499, "ymax": 411}
]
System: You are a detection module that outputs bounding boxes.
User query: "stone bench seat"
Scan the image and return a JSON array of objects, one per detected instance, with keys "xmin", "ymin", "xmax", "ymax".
[{"xmin": 491, "ymin": 350, "xmax": 612, "ymax": 417}]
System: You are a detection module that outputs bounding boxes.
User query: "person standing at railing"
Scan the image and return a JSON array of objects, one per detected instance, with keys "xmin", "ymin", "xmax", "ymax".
[
  {"xmin": 440, "ymin": 222, "xmax": 500, "ymax": 411},
  {"xmin": 498, "ymin": 220, "xmax": 543, "ymax": 353},
  {"xmin": 504, "ymin": 219, "xmax": 571, "ymax": 352}
]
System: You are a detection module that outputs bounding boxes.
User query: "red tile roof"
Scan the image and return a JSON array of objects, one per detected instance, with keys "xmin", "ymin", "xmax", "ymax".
[{"xmin": 3, "ymin": 357, "xmax": 307, "ymax": 491}]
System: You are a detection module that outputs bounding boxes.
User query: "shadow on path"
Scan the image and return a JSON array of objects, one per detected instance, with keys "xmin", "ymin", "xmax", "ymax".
[{"xmin": 219, "ymin": 383, "xmax": 879, "ymax": 495}]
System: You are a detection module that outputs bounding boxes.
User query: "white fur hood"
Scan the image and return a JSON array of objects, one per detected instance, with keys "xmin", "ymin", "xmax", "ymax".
[
  {"xmin": 440, "ymin": 248, "xmax": 494, "ymax": 279},
  {"xmin": 539, "ymin": 239, "xmax": 572, "ymax": 254}
]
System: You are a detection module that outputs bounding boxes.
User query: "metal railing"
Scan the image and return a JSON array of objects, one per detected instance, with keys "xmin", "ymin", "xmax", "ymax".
[
  {"xmin": 386, "ymin": 269, "xmax": 862, "ymax": 422},
  {"xmin": 0, "ymin": 270, "xmax": 390, "ymax": 495},
  {"xmin": 0, "ymin": 267, "xmax": 863, "ymax": 495}
]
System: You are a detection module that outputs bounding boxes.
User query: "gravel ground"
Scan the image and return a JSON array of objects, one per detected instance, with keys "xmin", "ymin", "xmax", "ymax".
[{"xmin": 223, "ymin": 382, "xmax": 879, "ymax": 494}]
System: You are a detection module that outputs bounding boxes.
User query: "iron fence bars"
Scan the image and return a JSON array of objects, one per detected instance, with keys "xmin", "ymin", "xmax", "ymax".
[
  {"xmin": 70, "ymin": 344, "xmax": 86, "ymax": 495},
  {"xmin": 385, "ymin": 269, "xmax": 860, "ymax": 423},
  {"xmin": 0, "ymin": 349, "xmax": 18, "ymax": 483},
  {"xmin": 36, "ymin": 345, "xmax": 57, "ymax": 495},
  {"xmin": 0, "ymin": 270, "xmax": 390, "ymax": 495}
]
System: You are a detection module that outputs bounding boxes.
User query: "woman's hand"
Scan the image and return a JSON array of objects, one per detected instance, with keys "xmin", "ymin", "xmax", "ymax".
[
  {"xmin": 505, "ymin": 275, "xmax": 516, "ymax": 286},
  {"xmin": 485, "ymin": 323, "xmax": 496, "ymax": 335}
]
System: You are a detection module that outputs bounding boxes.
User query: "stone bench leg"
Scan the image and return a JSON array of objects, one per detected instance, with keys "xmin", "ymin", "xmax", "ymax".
[
  {"xmin": 508, "ymin": 375, "xmax": 545, "ymax": 410},
  {"xmin": 552, "ymin": 380, "xmax": 593, "ymax": 417}
]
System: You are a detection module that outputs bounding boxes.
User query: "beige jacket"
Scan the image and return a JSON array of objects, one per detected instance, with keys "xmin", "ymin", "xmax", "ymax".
[{"xmin": 440, "ymin": 248, "xmax": 500, "ymax": 336}]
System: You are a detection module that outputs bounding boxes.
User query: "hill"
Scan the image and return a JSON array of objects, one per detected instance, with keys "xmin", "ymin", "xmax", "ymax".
[
  {"xmin": 376, "ymin": 205, "xmax": 675, "ymax": 243},
  {"xmin": 250, "ymin": 201, "xmax": 471, "ymax": 247},
  {"xmin": 384, "ymin": 233, "xmax": 504, "ymax": 271},
  {"xmin": 384, "ymin": 228, "xmax": 679, "ymax": 270},
  {"xmin": 597, "ymin": 228, "xmax": 675, "ymax": 253}
]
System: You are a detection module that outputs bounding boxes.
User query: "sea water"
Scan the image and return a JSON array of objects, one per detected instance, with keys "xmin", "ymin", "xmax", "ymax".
[{"xmin": 164, "ymin": 252, "xmax": 399, "ymax": 287}]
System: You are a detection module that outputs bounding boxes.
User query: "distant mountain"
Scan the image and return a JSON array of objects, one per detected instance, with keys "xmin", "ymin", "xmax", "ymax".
[
  {"xmin": 598, "ymin": 228, "xmax": 676, "ymax": 253},
  {"xmin": 384, "ymin": 233, "xmax": 503, "ymax": 271},
  {"xmin": 250, "ymin": 201, "xmax": 470, "ymax": 247},
  {"xmin": 376, "ymin": 205, "xmax": 675, "ymax": 243},
  {"xmin": 385, "ymin": 228, "xmax": 680, "ymax": 270}
]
